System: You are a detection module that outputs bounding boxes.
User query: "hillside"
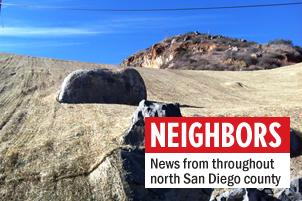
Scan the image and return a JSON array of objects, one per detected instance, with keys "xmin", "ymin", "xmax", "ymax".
[
  {"xmin": 122, "ymin": 32, "xmax": 302, "ymax": 70},
  {"xmin": 0, "ymin": 53, "xmax": 302, "ymax": 200}
]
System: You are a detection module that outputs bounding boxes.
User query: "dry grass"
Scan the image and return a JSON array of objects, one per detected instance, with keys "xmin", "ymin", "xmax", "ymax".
[{"xmin": 0, "ymin": 53, "xmax": 301, "ymax": 200}]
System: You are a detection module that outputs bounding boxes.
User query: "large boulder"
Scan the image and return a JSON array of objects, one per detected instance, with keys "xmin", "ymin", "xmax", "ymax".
[{"xmin": 57, "ymin": 68, "xmax": 147, "ymax": 105}]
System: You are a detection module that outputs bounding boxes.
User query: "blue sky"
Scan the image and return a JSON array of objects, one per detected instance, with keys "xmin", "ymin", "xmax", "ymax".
[{"xmin": 0, "ymin": 0, "xmax": 301, "ymax": 64}]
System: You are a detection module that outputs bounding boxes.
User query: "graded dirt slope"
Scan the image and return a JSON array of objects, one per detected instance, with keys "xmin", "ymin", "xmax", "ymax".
[{"xmin": 0, "ymin": 53, "xmax": 301, "ymax": 200}]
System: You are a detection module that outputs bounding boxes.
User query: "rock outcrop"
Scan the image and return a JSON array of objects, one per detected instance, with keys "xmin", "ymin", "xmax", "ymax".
[
  {"xmin": 96, "ymin": 105, "xmax": 302, "ymax": 201},
  {"xmin": 57, "ymin": 68, "xmax": 147, "ymax": 105},
  {"xmin": 211, "ymin": 186, "xmax": 302, "ymax": 201},
  {"xmin": 290, "ymin": 129, "xmax": 302, "ymax": 157},
  {"xmin": 94, "ymin": 100, "xmax": 213, "ymax": 201},
  {"xmin": 210, "ymin": 188, "xmax": 248, "ymax": 201},
  {"xmin": 278, "ymin": 177, "xmax": 302, "ymax": 200},
  {"xmin": 122, "ymin": 100, "xmax": 182, "ymax": 147},
  {"xmin": 122, "ymin": 32, "xmax": 302, "ymax": 70}
]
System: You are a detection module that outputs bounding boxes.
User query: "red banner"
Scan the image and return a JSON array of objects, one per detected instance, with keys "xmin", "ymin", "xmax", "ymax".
[{"xmin": 145, "ymin": 117, "xmax": 290, "ymax": 153}]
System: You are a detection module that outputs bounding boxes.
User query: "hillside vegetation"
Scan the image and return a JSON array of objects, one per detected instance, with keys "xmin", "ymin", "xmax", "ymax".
[{"xmin": 122, "ymin": 32, "xmax": 302, "ymax": 70}]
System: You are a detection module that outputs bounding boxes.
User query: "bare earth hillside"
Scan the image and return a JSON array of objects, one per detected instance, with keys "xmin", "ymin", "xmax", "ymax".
[{"xmin": 0, "ymin": 53, "xmax": 301, "ymax": 200}]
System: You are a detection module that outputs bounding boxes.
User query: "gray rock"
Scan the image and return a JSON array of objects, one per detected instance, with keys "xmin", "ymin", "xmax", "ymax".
[
  {"xmin": 278, "ymin": 177, "xmax": 302, "ymax": 201},
  {"xmin": 229, "ymin": 188, "xmax": 248, "ymax": 201},
  {"xmin": 290, "ymin": 129, "xmax": 302, "ymax": 157},
  {"xmin": 211, "ymin": 188, "xmax": 280, "ymax": 201},
  {"xmin": 247, "ymin": 188, "xmax": 279, "ymax": 201},
  {"xmin": 92, "ymin": 100, "xmax": 213, "ymax": 201},
  {"xmin": 57, "ymin": 68, "xmax": 147, "ymax": 105},
  {"xmin": 122, "ymin": 100, "xmax": 182, "ymax": 147},
  {"xmin": 211, "ymin": 188, "xmax": 247, "ymax": 201}
]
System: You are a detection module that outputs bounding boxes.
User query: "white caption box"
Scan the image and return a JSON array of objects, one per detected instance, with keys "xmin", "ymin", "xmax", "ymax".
[{"xmin": 145, "ymin": 153, "xmax": 290, "ymax": 188}]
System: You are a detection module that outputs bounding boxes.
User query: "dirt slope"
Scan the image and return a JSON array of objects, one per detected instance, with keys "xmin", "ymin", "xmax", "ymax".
[{"xmin": 0, "ymin": 53, "xmax": 301, "ymax": 200}]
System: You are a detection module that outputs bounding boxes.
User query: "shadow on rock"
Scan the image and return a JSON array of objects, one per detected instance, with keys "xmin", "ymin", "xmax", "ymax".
[
  {"xmin": 179, "ymin": 104, "xmax": 205, "ymax": 109},
  {"xmin": 121, "ymin": 148, "xmax": 212, "ymax": 201},
  {"xmin": 148, "ymin": 99, "xmax": 204, "ymax": 109},
  {"xmin": 290, "ymin": 129, "xmax": 302, "ymax": 158},
  {"xmin": 247, "ymin": 188, "xmax": 279, "ymax": 201}
]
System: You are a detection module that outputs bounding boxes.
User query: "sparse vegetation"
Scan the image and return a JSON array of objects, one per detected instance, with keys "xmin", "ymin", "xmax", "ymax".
[
  {"xmin": 268, "ymin": 39, "xmax": 293, "ymax": 46},
  {"xmin": 122, "ymin": 32, "xmax": 302, "ymax": 70}
]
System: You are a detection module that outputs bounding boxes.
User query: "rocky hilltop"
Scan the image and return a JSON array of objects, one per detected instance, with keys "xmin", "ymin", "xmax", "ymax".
[{"xmin": 122, "ymin": 32, "xmax": 302, "ymax": 70}]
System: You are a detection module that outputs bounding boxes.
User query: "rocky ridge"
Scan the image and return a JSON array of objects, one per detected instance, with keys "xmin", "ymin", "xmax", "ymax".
[{"xmin": 122, "ymin": 32, "xmax": 302, "ymax": 70}]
